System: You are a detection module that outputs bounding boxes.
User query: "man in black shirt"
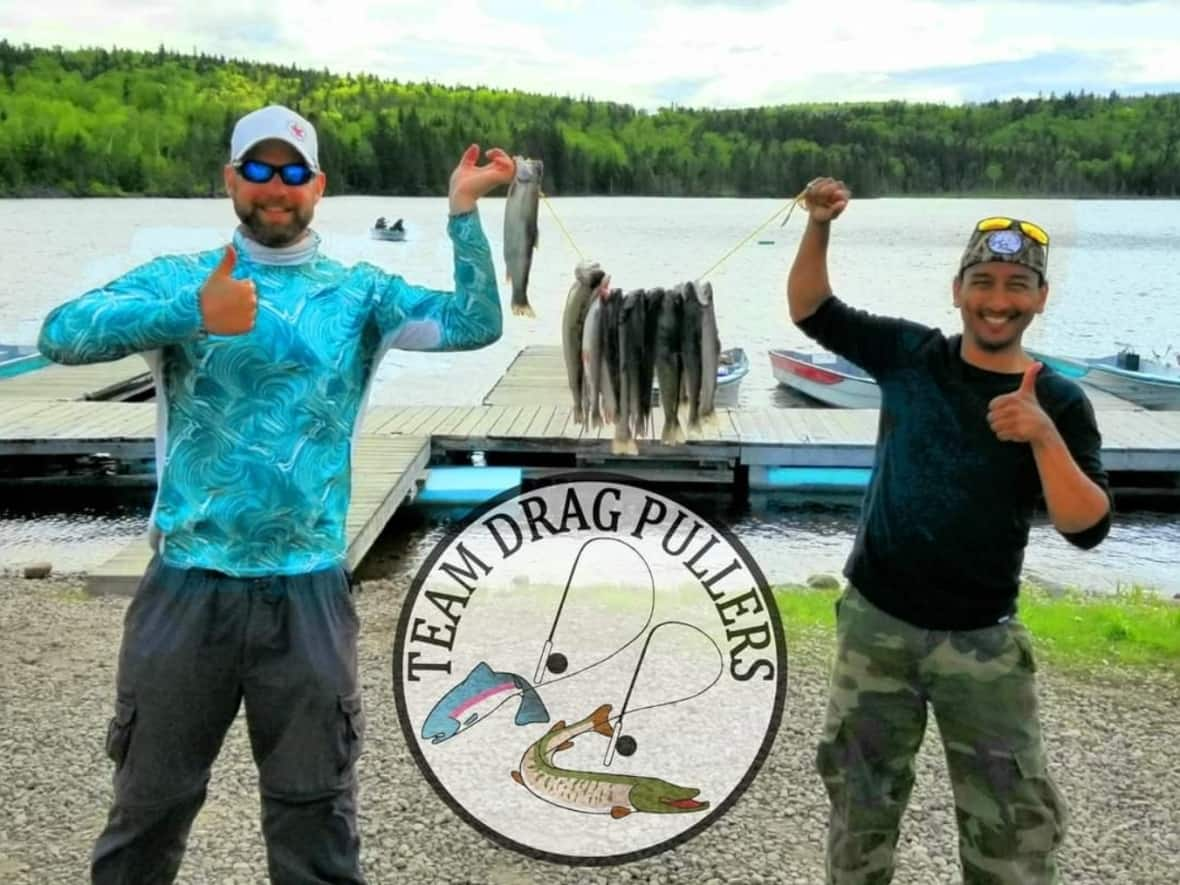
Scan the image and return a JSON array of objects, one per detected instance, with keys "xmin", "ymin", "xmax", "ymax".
[{"xmin": 788, "ymin": 178, "xmax": 1112, "ymax": 885}]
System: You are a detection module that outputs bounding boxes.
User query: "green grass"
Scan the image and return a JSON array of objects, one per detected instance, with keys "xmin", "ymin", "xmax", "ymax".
[{"xmin": 772, "ymin": 581, "xmax": 1180, "ymax": 676}]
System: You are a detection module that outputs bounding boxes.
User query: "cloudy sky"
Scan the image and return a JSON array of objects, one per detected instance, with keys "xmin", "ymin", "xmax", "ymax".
[{"xmin": 2, "ymin": 0, "xmax": 1178, "ymax": 110}]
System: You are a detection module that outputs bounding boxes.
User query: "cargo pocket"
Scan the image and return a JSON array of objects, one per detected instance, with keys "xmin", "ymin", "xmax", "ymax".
[
  {"xmin": 816, "ymin": 720, "xmax": 911, "ymax": 835},
  {"xmin": 1011, "ymin": 749, "xmax": 1067, "ymax": 853},
  {"xmin": 1009, "ymin": 622, "xmax": 1038, "ymax": 674},
  {"xmin": 104, "ymin": 696, "xmax": 136, "ymax": 770},
  {"xmin": 337, "ymin": 693, "xmax": 366, "ymax": 775}
]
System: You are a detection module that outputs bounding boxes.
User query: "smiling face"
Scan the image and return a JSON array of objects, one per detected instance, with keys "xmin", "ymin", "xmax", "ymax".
[
  {"xmin": 223, "ymin": 140, "xmax": 326, "ymax": 247},
  {"xmin": 953, "ymin": 261, "xmax": 1048, "ymax": 363}
]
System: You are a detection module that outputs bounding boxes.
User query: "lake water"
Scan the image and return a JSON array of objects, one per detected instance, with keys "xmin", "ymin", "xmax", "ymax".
[{"xmin": 1, "ymin": 196, "xmax": 1178, "ymax": 595}]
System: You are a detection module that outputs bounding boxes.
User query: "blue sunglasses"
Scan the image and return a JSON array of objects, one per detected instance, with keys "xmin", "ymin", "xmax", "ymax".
[{"xmin": 235, "ymin": 159, "xmax": 315, "ymax": 186}]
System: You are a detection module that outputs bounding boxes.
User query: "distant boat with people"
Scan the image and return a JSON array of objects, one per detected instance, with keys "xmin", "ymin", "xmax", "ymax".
[{"xmin": 371, "ymin": 216, "xmax": 406, "ymax": 242}]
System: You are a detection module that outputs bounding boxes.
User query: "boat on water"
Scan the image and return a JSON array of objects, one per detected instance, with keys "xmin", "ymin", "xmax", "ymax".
[
  {"xmin": 652, "ymin": 347, "xmax": 750, "ymax": 408},
  {"xmin": 1027, "ymin": 347, "xmax": 1180, "ymax": 411},
  {"xmin": 0, "ymin": 343, "xmax": 48, "ymax": 380},
  {"xmin": 370, "ymin": 216, "xmax": 407, "ymax": 242},
  {"xmin": 769, "ymin": 348, "xmax": 879, "ymax": 408},
  {"xmin": 370, "ymin": 227, "xmax": 406, "ymax": 242}
]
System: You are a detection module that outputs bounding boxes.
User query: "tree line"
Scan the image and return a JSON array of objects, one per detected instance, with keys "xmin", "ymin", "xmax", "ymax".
[{"xmin": 2, "ymin": 41, "xmax": 1179, "ymax": 198}]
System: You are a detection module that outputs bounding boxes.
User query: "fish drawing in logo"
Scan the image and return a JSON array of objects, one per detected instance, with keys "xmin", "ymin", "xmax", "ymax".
[
  {"xmin": 510, "ymin": 703, "xmax": 709, "ymax": 819},
  {"xmin": 422, "ymin": 661, "xmax": 550, "ymax": 744}
]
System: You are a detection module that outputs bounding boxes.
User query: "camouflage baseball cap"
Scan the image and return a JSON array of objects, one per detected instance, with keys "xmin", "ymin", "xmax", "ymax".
[{"xmin": 959, "ymin": 217, "xmax": 1049, "ymax": 279}]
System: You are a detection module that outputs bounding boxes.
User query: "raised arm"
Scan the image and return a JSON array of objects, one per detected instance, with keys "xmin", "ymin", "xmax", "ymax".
[
  {"xmin": 787, "ymin": 177, "xmax": 849, "ymax": 323},
  {"xmin": 370, "ymin": 209, "xmax": 503, "ymax": 352},
  {"xmin": 370, "ymin": 144, "xmax": 514, "ymax": 352}
]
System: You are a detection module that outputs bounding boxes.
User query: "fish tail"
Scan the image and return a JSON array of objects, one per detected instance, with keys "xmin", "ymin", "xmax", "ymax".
[{"xmin": 591, "ymin": 704, "xmax": 614, "ymax": 737}]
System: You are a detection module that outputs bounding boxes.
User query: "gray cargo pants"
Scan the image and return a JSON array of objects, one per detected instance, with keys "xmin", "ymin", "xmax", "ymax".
[{"xmin": 91, "ymin": 555, "xmax": 367, "ymax": 884}]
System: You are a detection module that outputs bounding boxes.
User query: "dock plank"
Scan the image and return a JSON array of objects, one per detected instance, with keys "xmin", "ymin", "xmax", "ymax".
[{"xmin": 0, "ymin": 356, "xmax": 152, "ymax": 402}]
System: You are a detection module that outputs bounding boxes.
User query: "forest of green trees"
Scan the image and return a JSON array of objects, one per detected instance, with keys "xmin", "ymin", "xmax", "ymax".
[{"xmin": 2, "ymin": 41, "xmax": 1179, "ymax": 198}]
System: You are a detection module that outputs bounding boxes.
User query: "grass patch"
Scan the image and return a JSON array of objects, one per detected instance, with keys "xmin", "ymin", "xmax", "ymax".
[{"xmin": 772, "ymin": 581, "xmax": 1180, "ymax": 676}]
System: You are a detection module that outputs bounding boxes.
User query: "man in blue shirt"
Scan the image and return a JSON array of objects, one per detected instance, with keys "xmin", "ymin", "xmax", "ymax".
[{"xmin": 39, "ymin": 104, "xmax": 512, "ymax": 884}]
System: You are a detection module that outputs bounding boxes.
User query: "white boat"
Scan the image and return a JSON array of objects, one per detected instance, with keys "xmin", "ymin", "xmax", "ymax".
[
  {"xmin": 0, "ymin": 343, "xmax": 47, "ymax": 380},
  {"xmin": 769, "ymin": 348, "xmax": 879, "ymax": 408},
  {"xmin": 370, "ymin": 227, "xmax": 406, "ymax": 242},
  {"xmin": 1027, "ymin": 347, "xmax": 1180, "ymax": 411}
]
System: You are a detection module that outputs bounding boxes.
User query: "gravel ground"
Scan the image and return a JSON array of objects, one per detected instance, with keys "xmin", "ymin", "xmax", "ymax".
[{"xmin": 1, "ymin": 571, "xmax": 1177, "ymax": 885}]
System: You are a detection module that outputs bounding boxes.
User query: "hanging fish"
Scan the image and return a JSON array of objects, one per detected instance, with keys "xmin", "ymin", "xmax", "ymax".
[
  {"xmin": 580, "ymin": 274, "xmax": 613, "ymax": 428},
  {"xmin": 655, "ymin": 286, "xmax": 685, "ymax": 444},
  {"xmin": 680, "ymin": 281, "xmax": 704, "ymax": 429},
  {"xmin": 698, "ymin": 282, "xmax": 721, "ymax": 420},
  {"xmin": 504, "ymin": 156, "xmax": 544, "ymax": 317},
  {"xmin": 562, "ymin": 261, "xmax": 605, "ymax": 423}
]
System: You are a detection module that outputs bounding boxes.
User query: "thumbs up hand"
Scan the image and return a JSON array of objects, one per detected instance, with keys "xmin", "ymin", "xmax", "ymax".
[
  {"xmin": 199, "ymin": 246, "xmax": 257, "ymax": 336},
  {"xmin": 987, "ymin": 362, "xmax": 1054, "ymax": 445}
]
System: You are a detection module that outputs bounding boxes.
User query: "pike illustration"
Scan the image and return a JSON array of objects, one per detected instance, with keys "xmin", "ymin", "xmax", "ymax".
[
  {"xmin": 422, "ymin": 661, "xmax": 550, "ymax": 744},
  {"xmin": 510, "ymin": 703, "xmax": 709, "ymax": 819}
]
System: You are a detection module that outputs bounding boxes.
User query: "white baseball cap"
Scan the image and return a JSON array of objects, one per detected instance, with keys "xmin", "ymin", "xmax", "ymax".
[{"xmin": 230, "ymin": 105, "xmax": 320, "ymax": 170}]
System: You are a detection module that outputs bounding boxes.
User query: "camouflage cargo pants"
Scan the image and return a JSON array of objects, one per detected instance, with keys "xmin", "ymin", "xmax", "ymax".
[{"xmin": 816, "ymin": 584, "xmax": 1066, "ymax": 885}]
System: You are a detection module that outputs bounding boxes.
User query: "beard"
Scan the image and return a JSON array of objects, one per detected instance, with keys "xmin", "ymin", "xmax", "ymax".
[
  {"xmin": 234, "ymin": 197, "xmax": 313, "ymax": 247},
  {"xmin": 960, "ymin": 303, "xmax": 1037, "ymax": 354}
]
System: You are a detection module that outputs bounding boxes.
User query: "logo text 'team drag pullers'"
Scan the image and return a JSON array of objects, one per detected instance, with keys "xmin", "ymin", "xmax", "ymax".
[{"xmin": 392, "ymin": 477, "xmax": 787, "ymax": 864}]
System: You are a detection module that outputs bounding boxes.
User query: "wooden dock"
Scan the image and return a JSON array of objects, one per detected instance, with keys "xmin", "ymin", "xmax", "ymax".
[
  {"xmin": 3, "ymin": 345, "xmax": 1179, "ymax": 587},
  {"xmin": 84, "ymin": 435, "xmax": 430, "ymax": 596},
  {"xmin": 3, "ymin": 381, "xmax": 1179, "ymax": 475},
  {"xmin": 0, "ymin": 355, "xmax": 153, "ymax": 402}
]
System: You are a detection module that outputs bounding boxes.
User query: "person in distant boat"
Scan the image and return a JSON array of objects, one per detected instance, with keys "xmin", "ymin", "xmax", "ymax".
[
  {"xmin": 38, "ymin": 104, "xmax": 514, "ymax": 885},
  {"xmin": 787, "ymin": 178, "xmax": 1112, "ymax": 885},
  {"xmin": 375, "ymin": 215, "xmax": 387, "ymax": 229}
]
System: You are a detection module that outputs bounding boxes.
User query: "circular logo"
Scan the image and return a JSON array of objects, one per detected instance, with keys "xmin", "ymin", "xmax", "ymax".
[
  {"xmin": 392, "ymin": 475, "xmax": 788, "ymax": 865},
  {"xmin": 986, "ymin": 229, "xmax": 1024, "ymax": 255}
]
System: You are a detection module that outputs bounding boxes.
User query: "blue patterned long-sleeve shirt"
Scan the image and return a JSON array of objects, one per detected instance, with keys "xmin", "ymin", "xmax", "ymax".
[{"xmin": 39, "ymin": 210, "xmax": 503, "ymax": 576}]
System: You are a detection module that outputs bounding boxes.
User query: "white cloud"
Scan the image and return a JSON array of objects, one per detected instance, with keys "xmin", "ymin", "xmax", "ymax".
[{"xmin": 1, "ymin": 0, "xmax": 1178, "ymax": 108}]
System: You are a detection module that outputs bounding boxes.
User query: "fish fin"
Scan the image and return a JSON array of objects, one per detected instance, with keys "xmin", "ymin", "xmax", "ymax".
[
  {"xmin": 514, "ymin": 683, "xmax": 550, "ymax": 726},
  {"xmin": 554, "ymin": 739, "xmax": 575, "ymax": 752},
  {"xmin": 547, "ymin": 719, "xmax": 567, "ymax": 735},
  {"xmin": 591, "ymin": 704, "xmax": 614, "ymax": 737},
  {"xmin": 511, "ymin": 770, "xmax": 523, "ymax": 785},
  {"xmin": 610, "ymin": 806, "xmax": 632, "ymax": 819}
]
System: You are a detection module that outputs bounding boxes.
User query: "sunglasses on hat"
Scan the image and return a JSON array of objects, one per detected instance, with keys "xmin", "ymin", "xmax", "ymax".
[
  {"xmin": 975, "ymin": 216, "xmax": 1050, "ymax": 246},
  {"xmin": 235, "ymin": 159, "xmax": 316, "ymax": 187}
]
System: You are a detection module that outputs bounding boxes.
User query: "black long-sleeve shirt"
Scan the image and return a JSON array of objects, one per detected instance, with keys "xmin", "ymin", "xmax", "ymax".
[{"xmin": 798, "ymin": 296, "xmax": 1112, "ymax": 630}]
